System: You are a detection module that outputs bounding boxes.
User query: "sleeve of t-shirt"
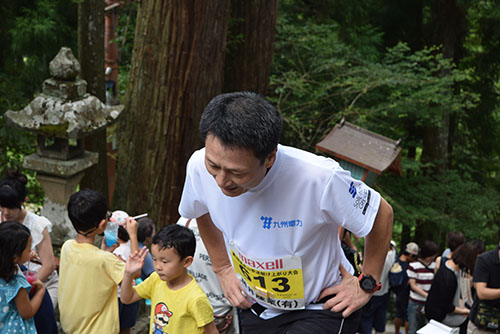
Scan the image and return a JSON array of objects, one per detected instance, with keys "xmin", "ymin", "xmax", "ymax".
[
  {"xmin": 178, "ymin": 150, "xmax": 209, "ymax": 219},
  {"xmin": 189, "ymin": 295, "xmax": 214, "ymax": 327},
  {"xmin": 135, "ymin": 272, "xmax": 156, "ymax": 300},
  {"xmin": 103, "ymin": 251, "xmax": 126, "ymax": 284},
  {"xmin": 320, "ymin": 167, "xmax": 381, "ymax": 237},
  {"xmin": 407, "ymin": 262, "xmax": 417, "ymax": 280},
  {"xmin": 472, "ymin": 254, "xmax": 489, "ymax": 283}
]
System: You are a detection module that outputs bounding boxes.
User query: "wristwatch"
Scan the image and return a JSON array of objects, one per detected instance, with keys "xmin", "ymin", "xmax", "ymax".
[{"xmin": 358, "ymin": 273, "xmax": 382, "ymax": 293}]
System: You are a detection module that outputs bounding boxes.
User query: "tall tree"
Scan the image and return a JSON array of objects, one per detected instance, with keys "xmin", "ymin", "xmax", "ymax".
[
  {"xmin": 113, "ymin": 1, "xmax": 231, "ymax": 225},
  {"xmin": 223, "ymin": 0, "xmax": 278, "ymax": 94},
  {"xmin": 78, "ymin": 0, "xmax": 108, "ymax": 198}
]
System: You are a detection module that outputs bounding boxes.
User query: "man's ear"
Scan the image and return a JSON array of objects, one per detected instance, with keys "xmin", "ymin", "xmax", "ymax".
[
  {"xmin": 265, "ymin": 148, "xmax": 278, "ymax": 169},
  {"xmin": 183, "ymin": 256, "xmax": 193, "ymax": 268}
]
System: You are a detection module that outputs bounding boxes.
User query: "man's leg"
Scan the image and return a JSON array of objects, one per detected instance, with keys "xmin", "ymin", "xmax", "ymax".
[
  {"xmin": 394, "ymin": 317, "xmax": 403, "ymax": 334},
  {"xmin": 407, "ymin": 300, "xmax": 418, "ymax": 334},
  {"xmin": 372, "ymin": 293, "xmax": 390, "ymax": 334},
  {"xmin": 357, "ymin": 302, "xmax": 374, "ymax": 334}
]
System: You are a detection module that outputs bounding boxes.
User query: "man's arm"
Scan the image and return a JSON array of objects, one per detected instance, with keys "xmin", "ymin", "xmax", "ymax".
[
  {"xmin": 362, "ymin": 197, "xmax": 393, "ymax": 282},
  {"xmin": 196, "ymin": 213, "xmax": 253, "ymax": 309},
  {"xmin": 319, "ymin": 197, "xmax": 393, "ymax": 317},
  {"xmin": 475, "ymin": 282, "xmax": 500, "ymax": 300}
]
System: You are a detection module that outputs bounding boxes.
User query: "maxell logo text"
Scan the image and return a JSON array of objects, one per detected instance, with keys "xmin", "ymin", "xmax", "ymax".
[{"xmin": 239, "ymin": 253, "xmax": 284, "ymax": 270}]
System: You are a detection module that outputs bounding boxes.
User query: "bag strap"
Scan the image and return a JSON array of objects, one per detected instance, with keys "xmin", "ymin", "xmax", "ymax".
[
  {"xmin": 417, "ymin": 259, "xmax": 432, "ymax": 271},
  {"xmin": 185, "ymin": 218, "xmax": 192, "ymax": 228}
]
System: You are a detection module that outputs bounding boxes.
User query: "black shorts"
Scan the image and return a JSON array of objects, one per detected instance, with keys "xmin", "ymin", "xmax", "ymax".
[
  {"xmin": 118, "ymin": 299, "xmax": 140, "ymax": 329},
  {"xmin": 239, "ymin": 307, "xmax": 362, "ymax": 334}
]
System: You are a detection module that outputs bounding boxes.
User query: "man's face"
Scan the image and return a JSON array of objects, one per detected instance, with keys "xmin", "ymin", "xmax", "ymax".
[{"xmin": 204, "ymin": 135, "xmax": 276, "ymax": 197}]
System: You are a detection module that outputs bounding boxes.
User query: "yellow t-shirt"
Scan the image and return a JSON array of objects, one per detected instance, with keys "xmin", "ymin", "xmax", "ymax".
[
  {"xmin": 58, "ymin": 240, "xmax": 125, "ymax": 334},
  {"xmin": 135, "ymin": 272, "xmax": 214, "ymax": 334}
]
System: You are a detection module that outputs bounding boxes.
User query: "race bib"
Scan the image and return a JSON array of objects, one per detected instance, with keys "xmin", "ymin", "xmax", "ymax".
[{"xmin": 230, "ymin": 244, "xmax": 305, "ymax": 310}]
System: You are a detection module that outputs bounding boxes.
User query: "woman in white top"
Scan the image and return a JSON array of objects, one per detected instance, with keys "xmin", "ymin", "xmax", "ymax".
[{"xmin": 0, "ymin": 171, "xmax": 59, "ymax": 307}]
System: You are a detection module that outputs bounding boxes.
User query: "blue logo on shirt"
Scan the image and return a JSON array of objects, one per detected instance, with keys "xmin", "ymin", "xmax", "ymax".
[
  {"xmin": 261, "ymin": 216, "xmax": 303, "ymax": 230},
  {"xmin": 349, "ymin": 182, "xmax": 357, "ymax": 198}
]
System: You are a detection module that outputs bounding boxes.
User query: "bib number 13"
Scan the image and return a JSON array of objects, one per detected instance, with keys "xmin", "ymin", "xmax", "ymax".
[{"xmin": 240, "ymin": 265, "xmax": 291, "ymax": 293}]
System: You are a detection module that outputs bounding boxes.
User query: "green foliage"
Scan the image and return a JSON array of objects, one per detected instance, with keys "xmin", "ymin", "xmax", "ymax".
[
  {"xmin": 0, "ymin": 0, "xmax": 77, "ymax": 205},
  {"xmin": 270, "ymin": 1, "xmax": 500, "ymax": 246}
]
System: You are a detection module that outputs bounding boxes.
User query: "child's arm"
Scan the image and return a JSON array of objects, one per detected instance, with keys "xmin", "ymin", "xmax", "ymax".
[
  {"xmin": 203, "ymin": 321, "xmax": 218, "ymax": 334},
  {"xmin": 14, "ymin": 279, "xmax": 45, "ymax": 319},
  {"xmin": 126, "ymin": 218, "xmax": 140, "ymax": 256},
  {"xmin": 121, "ymin": 247, "xmax": 149, "ymax": 304}
]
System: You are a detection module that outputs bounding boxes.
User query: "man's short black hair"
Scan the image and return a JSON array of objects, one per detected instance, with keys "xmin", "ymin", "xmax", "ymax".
[
  {"xmin": 199, "ymin": 91, "xmax": 283, "ymax": 163},
  {"xmin": 67, "ymin": 189, "xmax": 108, "ymax": 233},
  {"xmin": 152, "ymin": 224, "xmax": 195, "ymax": 260}
]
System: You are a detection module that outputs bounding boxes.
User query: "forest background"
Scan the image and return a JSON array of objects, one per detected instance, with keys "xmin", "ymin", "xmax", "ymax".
[{"xmin": 1, "ymin": 0, "xmax": 500, "ymax": 251}]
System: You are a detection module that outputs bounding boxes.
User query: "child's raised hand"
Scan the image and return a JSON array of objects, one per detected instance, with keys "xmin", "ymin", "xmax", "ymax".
[
  {"xmin": 125, "ymin": 246, "xmax": 149, "ymax": 275},
  {"xmin": 125, "ymin": 217, "xmax": 138, "ymax": 236}
]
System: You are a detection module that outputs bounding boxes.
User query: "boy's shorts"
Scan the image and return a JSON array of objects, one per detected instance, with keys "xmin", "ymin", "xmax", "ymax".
[{"xmin": 118, "ymin": 299, "xmax": 140, "ymax": 329}]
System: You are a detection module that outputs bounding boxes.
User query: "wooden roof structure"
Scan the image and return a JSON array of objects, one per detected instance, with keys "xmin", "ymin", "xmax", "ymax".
[{"xmin": 316, "ymin": 120, "xmax": 402, "ymax": 181}]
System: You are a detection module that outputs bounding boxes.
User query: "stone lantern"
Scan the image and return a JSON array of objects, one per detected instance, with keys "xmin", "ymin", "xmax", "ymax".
[{"xmin": 4, "ymin": 47, "xmax": 124, "ymax": 246}]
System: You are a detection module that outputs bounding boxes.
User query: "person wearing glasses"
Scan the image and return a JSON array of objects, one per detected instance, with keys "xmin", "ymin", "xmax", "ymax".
[{"xmin": 58, "ymin": 189, "xmax": 138, "ymax": 334}]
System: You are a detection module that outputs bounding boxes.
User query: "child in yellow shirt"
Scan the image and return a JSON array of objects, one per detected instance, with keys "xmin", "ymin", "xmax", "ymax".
[
  {"xmin": 121, "ymin": 224, "xmax": 217, "ymax": 334},
  {"xmin": 58, "ymin": 189, "xmax": 137, "ymax": 334}
]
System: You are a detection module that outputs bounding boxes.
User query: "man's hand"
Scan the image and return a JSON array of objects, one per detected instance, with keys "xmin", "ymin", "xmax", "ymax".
[
  {"xmin": 125, "ymin": 246, "xmax": 149, "ymax": 276},
  {"xmin": 317, "ymin": 264, "xmax": 372, "ymax": 317},
  {"xmin": 215, "ymin": 265, "xmax": 254, "ymax": 309}
]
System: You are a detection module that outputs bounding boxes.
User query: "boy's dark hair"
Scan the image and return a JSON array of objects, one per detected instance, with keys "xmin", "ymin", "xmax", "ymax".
[
  {"xmin": 451, "ymin": 242, "xmax": 478, "ymax": 274},
  {"xmin": 446, "ymin": 231, "xmax": 466, "ymax": 252},
  {"xmin": 67, "ymin": 189, "xmax": 108, "ymax": 233},
  {"xmin": 0, "ymin": 221, "xmax": 31, "ymax": 282},
  {"xmin": 137, "ymin": 217, "xmax": 155, "ymax": 243},
  {"xmin": 419, "ymin": 240, "xmax": 439, "ymax": 259},
  {"xmin": 199, "ymin": 92, "xmax": 283, "ymax": 163},
  {"xmin": 0, "ymin": 171, "xmax": 28, "ymax": 209},
  {"xmin": 152, "ymin": 224, "xmax": 195, "ymax": 260},
  {"xmin": 118, "ymin": 226, "xmax": 129, "ymax": 242}
]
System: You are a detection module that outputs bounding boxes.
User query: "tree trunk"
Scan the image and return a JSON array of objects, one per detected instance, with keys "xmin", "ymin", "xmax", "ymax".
[
  {"xmin": 113, "ymin": 0, "xmax": 230, "ymax": 226},
  {"xmin": 78, "ymin": 0, "xmax": 109, "ymax": 199},
  {"xmin": 223, "ymin": 0, "xmax": 278, "ymax": 94},
  {"xmin": 420, "ymin": 0, "xmax": 467, "ymax": 173}
]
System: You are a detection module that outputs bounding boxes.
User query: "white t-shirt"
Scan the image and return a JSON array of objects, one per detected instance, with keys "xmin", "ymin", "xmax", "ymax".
[
  {"xmin": 179, "ymin": 144, "xmax": 381, "ymax": 317},
  {"xmin": 375, "ymin": 249, "xmax": 396, "ymax": 296},
  {"xmin": 113, "ymin": 240, "xmax": 132, "ymax": 262},
  {"xmin": 22, "ymin": 211, "xmax": 52, "ymax": 250}
]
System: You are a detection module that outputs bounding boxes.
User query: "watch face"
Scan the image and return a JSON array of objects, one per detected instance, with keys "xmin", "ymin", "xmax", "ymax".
[{"xmin": 361, "ymin": 278, "xmax": 374, "ymax": 290}]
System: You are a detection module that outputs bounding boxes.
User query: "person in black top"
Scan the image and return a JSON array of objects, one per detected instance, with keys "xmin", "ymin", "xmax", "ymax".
[
  {"xmin": 469, "ymin": 227, "xmax": 500, "ymax": 333},
  {"xmin": 426, "ymin": 243, "xmax": 477, "ymax": 333}
]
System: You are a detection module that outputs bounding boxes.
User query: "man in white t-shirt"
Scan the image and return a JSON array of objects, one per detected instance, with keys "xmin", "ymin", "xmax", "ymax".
[{"xmin": 178, "ymin": 92, "xmax": 393, "ymax": 334}]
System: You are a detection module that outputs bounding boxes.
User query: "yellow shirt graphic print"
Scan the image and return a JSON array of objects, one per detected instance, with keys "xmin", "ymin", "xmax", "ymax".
[{"xmin": 230, "ymin": 245, "xmax": 305, "ymax": 310}]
